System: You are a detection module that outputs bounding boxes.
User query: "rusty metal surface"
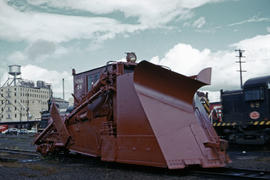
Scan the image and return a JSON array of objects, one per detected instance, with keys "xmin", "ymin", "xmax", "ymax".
[{"xmin": 34, "ymin": 60, "xmax": 229, "ymax": 169}]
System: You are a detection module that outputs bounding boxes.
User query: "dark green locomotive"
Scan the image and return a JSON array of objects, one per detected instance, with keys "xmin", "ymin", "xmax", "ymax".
[{"xmin": 214, "ymin": 76, "xmax": 270, "ymax": 144}]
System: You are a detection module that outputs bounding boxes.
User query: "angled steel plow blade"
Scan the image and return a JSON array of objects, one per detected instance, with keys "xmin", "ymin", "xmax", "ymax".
[{"xmin": 133, "ymin": 61, "xmax": 229, "ymax": 169}]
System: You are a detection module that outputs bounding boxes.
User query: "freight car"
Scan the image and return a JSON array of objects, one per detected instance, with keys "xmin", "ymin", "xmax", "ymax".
[
  {"xmin": 213, "ymin": 75, "xmax": 270, "ymax": 145},
  {"xmin": 34, "ymin": 54, "xmax": 229, "ymax": 169}
]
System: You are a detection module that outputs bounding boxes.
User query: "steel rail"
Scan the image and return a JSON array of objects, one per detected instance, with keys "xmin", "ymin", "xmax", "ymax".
[
  {"xmin": 191, "ymin": 167, "xmax": 270, "ymax": 179},
  {"xmin": 1, "ymin": 148, "xmax": 269, "ymax": 179},
  {"xmin": 0, "ymin": 148, "xmax": 39, "ymax": 157}
]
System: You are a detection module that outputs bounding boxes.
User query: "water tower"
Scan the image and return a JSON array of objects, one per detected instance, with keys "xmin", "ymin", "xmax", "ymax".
[{"xmin": 8, "ymin": 65, "xmax": 21, "ymax": 86}]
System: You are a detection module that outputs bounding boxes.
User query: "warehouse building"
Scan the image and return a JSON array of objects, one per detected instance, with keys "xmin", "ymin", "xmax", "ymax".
[{"xmin": 0, "ymin": 65, "xmax": 52, "ymax": 128}]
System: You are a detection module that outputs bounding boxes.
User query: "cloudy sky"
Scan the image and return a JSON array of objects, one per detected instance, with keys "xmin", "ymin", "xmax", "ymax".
[{"xmin": 0, "ymin": 0, "xmax": 270, "ymax": 102}]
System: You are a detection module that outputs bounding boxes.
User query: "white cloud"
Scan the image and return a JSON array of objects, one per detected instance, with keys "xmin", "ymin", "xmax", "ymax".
[
  {"xmin": 233, "ymin": 34, "xmax": 270, "ymax": 50},
  {"xmin": 20, "ymin": 65, "xmax": 73, "ymax": 99},
  {"xmin": 0, "ymin": 0, "xmax": 219, "ymax": 43},
  {"xmin": 192, "ymin": 17, "xmax": 206, "ymax": 28},
  {"xmin": 267, "ymin": 27, "xmax": 270, "ymax": 32},
  {"xmin": 231, "ymin": 34, "xmax": 270, "ymax": 77},
  {"xmin": 228, "ymin": 15, "xmax": 270, "ymax": 27},
  {"xmin": 26, "ymin": 40, "xmax": 56, "ymax": 60},
  {"xmin": 150, "ymin": 44, "xmax": 210, "ymax": 74},
  {"xmin": 0, "ymin": 64, "xmax": 72, "ymax": 99},
  {"xmin": 176, "ymin": 10, "xmax": 195, "ymax": 21},
  {"xmin": 150, "ymin": 33, "xmax": 270, "ymax": 101},
  {"xmin": 183, "ymin": 22, "xmax": 191, "ymax": 28},
  {"xmin": 183, "ymin": 16, "xmax": 206, "ymax": 29},
  {"xmin": 150, "ymin": 44, "xmax": 236, "ymax": 91},
  {"xmin": 26, "ymin": 0, "xmax": 216, "ymax": 25},
  {"xmin": 6, "ymin": 51, "xmax": 27, "ymax": 63},
  {"xmin": 0, "ymin": 0, "xmax": 146, "ymax": 43},
  {"xmin": 5, "ymin": 40, "xmax": 68, "ymax": 63},
  {"xmin": 206, "ymin": 91, "xmax": 220, "ymax": 102}
]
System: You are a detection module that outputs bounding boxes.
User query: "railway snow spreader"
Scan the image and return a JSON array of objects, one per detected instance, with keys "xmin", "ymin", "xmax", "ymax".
[{"xmin": 34, "ymin": 55, "xmax": 230, "ymax": 169}]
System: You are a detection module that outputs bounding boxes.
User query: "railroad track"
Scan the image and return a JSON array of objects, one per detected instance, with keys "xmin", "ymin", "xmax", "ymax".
[
  {"xmin": 0, "ymin": 148, "xmax": 38, "ymax": 156},
  {"xmin": 66, "ymin": 154, "xmax": 270, "ymax": 180},
  {"xmin": 0, "ymin": 148, "xmax": 270, "ymax": 179},
  {"xmin": 0, "ymin": 148, "xmax": 40, "ymax": 163},
  {"xmin": 191, "ymin": 167, "xmax": 270, "ymax": 179}
]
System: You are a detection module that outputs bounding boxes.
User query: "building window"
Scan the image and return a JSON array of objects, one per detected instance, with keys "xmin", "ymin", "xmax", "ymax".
[
  {"xmin": 15, "ymin": 114, "xmax": 17, "ymax": 118},
  {"xmin": 14, "ymin": 92, "xmax": 16, "ymax": 96}
]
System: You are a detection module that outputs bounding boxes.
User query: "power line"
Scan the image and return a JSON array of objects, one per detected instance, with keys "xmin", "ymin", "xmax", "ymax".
[{"xmin": 235, "ymin": 49, "xmax": 246, "ymax": 89}]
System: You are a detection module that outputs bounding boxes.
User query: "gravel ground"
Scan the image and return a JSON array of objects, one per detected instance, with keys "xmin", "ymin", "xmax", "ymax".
[
  {"xmin": 226, "ymin": 145, "xmax": 270, "ymax": 171},
  {"xmin": 0, "ymin": 134, "xmax": 36, "ymax": 151},
  {"xmin": 0, "ymin": 134, "xmax": 270, "ymax": 179}
]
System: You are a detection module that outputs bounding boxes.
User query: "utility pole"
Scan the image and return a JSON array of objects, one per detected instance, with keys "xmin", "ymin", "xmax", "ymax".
[
  {"xmin": 235, "ymin": 49, "xmax": 246, "ymax": 89},
  {"xmin": 62, "ymin": 78, "xmax": 65, "ymax": 100}
]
